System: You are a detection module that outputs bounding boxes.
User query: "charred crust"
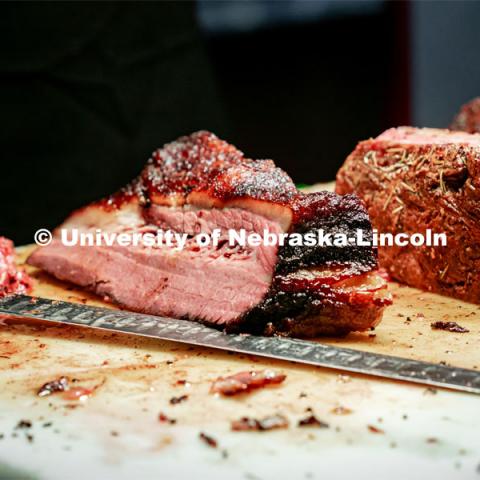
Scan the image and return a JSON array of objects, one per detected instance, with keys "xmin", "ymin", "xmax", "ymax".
[
  {"xmin": 276, "ymin": 191, "xmax": 377, "ymax": 274},
  {"xmin": 236, "ymin": 276, "xmax": 387, "ymax": 337},
  {"xmin": 90, "ymin": 131, "xmax": 298, "ymax": 209},
  {"xmin": 207, "ymin": 161, "xmax": 297, "ymax": 204}
]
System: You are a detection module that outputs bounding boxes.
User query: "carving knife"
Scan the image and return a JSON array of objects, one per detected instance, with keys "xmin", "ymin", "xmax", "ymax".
[{"xmin": 1, "ymin": 294, "xmax": 479, "ymax": 395}]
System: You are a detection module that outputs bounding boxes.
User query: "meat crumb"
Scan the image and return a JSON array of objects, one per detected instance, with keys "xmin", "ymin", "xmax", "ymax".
[
  {"xmin": 367, "ymin": 425, "xmax": 384, "ymax": 434},
  {"xmin": 63, "ymin": 387, "xmax": 93, "ymax": 401},
  {"xmin": 331, "ymin": 406, "xmax": 352, "ymax": 415},
  {"xmin": 431, "ymin": 321, "xmax": 470, "ymax": 333},
  {"xmin": 169, "ymin": 395, "xmax": 188, "ymax": 405},
  {"xmin": 158, "ymin": 412, "xmax": 177, "ymax": 424},
  {"xmin": 298, "ymin": 415, "xmax": 329, "ymax": 429},
  {"xmin": 15, "ymin": 420, "xmax": 32, "ymax": 429},
  {"xmin": 199, "ymin": 432, "xmax": 217, "ymax": 448},
  {"xmin": 424, "ymin": 387, "xmax": 438, "ymax": 395},
  {"xmin": 37, "ymin": 377, "xmax": 69, "ymax": 397},
  {"xmin": 211, "ymin": 370, "xmax": 286, "ymax": 396},
  {"xmin": 231, "ymin": 414, "xmax": 289, "ymax": 431}
]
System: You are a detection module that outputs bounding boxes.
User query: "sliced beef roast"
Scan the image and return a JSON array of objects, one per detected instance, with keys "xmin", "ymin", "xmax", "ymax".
[
  {"xmin": 28, "ymin": 131, "xmax": 390, "ymax": 336},
  {"xmin": 336, "ymin": 126, "xmax": 480, "ymax": 304}
]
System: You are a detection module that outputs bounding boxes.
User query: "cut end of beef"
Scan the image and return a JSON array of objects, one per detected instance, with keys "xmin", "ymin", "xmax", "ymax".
[
  {"xmin": 28, "ymin": 131, "xmax": 390, "ymax": 337},
  {"xmin": 450, "ymin": 97, "xmax": 480, "ymax": 134},
  {"xmin": 248, "ymin": 269, "xmax": 390, "ymax": 337},
  {"xmin": 0, "ymin": 237, "xmax": 32, "ymax": 298},
  {"xmin": 336, "ymin": 126, "xmax": 480, "ymax": 304}
]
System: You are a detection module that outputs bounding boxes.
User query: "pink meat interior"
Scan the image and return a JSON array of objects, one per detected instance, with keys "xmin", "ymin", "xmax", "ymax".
[
  {"xmin": 29, "ymin": 207, "xmax": 282, "ymax": 325},
  {"xmin": 378, "ymin": 127, "xmax": 480, "ymax": 146}
]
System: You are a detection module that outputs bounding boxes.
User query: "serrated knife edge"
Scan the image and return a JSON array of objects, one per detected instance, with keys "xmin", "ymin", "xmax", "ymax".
[{"xmin": 1, "ymin": 294, "xmax": 479, "ymax": 394}]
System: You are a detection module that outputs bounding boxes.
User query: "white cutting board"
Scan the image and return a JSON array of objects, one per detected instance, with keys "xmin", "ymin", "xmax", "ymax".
[{"xmin": 0, "ymin": 183, "xmax": 479, "ymax": 480}]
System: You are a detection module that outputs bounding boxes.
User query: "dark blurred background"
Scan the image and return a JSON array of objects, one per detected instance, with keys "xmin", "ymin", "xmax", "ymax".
[{"xmin": 1, "ymin": 0, "xmax": 480, "ymax": 244}]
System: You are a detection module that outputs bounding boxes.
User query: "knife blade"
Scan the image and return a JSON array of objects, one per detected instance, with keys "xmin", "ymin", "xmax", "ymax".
[{"xmin": 1, "ymin": 294, "xmax": 479, "ymax": 394}]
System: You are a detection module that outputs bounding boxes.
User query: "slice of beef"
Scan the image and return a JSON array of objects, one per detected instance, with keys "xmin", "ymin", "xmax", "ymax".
[
  {"xmin": 0, "ymin": 237, "xmax": 32, "ymax": 297},
  {"xmin": 451, "ymin": 97, "xmax": 480, "ymax": 134},
  {"xmin": 28, "ymin": 131, "xmax": 390, "ymax": 336},
  {"xmin": 336, "ymin": 126, "xmax": 480, "ymax": 304}
]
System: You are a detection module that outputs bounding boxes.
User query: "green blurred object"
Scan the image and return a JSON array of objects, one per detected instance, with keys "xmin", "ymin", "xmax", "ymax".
[
  {"xmin": 296, "ymin": 183, "xmax": 311, "ymax": 190},
  {"xmin": 0, "ymin": 463, "xmax": 38, "ymax": 480}
]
